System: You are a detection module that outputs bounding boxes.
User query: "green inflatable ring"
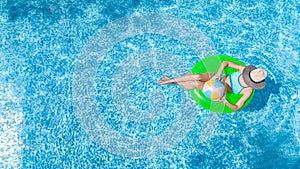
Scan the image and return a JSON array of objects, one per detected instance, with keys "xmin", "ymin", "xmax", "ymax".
[{"xmin": 189, "ymin": 55, "xmax": 254, "ymax": 113}]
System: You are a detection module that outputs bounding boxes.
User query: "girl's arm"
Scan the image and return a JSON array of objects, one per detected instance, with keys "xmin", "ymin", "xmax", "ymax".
[
  {"xmin": 212, "ymin": 61, "xmax": 245, "ymax": 80},
  {"xmin": 221, "ymin": 88, "xmax": 253, "ymax": 111}
]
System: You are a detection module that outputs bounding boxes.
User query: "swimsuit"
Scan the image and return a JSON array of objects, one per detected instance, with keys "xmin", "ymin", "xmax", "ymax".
[{"xmin": 229, "ymin": 72, "xmax": 248, "ymax": 94}]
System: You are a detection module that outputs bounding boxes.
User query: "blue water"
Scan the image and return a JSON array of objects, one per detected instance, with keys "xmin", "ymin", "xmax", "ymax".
[{"xmin": 1, "ymin": 0, "xmax": 299, "ymax": 168}]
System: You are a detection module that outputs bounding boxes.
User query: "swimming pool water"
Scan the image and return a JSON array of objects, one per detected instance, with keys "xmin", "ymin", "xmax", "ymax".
[{"xmin": 1, "ymin": 0, "xmax": 299, "ymax": 168}]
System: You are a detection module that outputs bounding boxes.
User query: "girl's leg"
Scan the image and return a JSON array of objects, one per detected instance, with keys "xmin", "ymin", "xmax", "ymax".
[
  {"xmin": 161, "ymin": 76, "xmax": 205, "ymax": 90},
  {"xmin": 176, "ymin": 81, "xmax": 205, "ymax": 90},
  {"xmin": 158, "ymin": 73, "xmax": 214, "ymax": 85}
]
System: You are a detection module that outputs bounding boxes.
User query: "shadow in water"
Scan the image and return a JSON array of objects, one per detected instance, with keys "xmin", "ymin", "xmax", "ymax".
[
  {"xmin": 242, "ymin": 56, "xmax": 283, "ymax": 112},
  {"xmin": 244, "ymin": 77, "xmax": 282, "ymax": 112}
]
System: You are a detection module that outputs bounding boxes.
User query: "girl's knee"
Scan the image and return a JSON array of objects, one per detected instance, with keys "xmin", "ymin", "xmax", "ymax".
[
  {"xmin": 192, "ymin": 74, "xmax": 202, "ymax": 80},
  {"xmin": 194, "ymin": 81, "xmax": 204, "ymax": 89}
]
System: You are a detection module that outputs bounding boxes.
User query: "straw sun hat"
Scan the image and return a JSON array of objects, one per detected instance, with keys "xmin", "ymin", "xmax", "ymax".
[{"xmin": 242, "ymin": 65, "xmax": 267, "ymax": 89}]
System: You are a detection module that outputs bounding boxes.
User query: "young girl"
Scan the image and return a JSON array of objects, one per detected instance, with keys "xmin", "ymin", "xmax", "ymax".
[{"xmin": 158, "ymin": 61, "xmax": 267, "ymax": 111}]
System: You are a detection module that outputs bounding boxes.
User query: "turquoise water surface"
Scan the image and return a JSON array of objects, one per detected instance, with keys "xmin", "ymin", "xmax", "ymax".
[{"xmin": 1, "ymin": 0, "xmax": 299, "ymax": 168}]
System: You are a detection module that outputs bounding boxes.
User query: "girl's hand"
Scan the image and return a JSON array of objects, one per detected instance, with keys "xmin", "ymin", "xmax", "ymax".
[
  {"xmin": 211, "ymin": 73, "xmax": 221, "ymax": 80},
  {"xmin": 220, "ymin": 96, "xmax": 227, "ymax": 103}
]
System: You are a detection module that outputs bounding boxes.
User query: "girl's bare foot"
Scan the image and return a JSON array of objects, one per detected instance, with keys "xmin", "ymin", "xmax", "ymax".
[
  {"xmin": 162, "ymin": 76, "xmax": 170, "ymax": 80},
  {"xmin": 158, "ymin": 76, "xmax": 174, "ymax": 85},
  {"xmin": 158, "ymin": 79, "xmax": 167, "ymax": 85}
]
